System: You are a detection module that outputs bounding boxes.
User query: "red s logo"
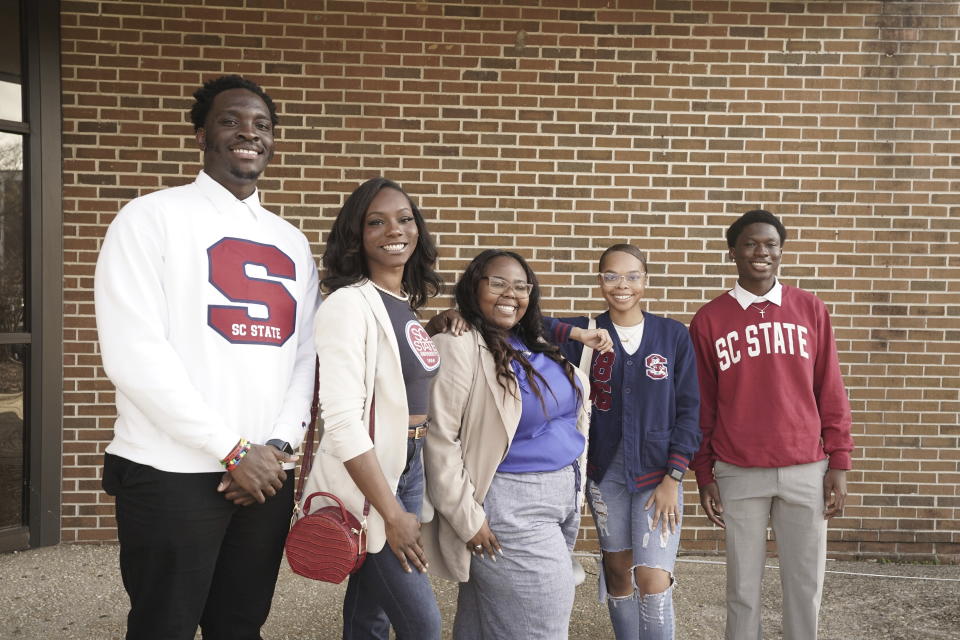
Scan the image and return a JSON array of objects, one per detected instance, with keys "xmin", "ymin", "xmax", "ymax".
[
  {"xmin": 645, "ymin": 353, "xmax": 668, "ymax": 380},
  {"xmin": 207, "ymin": 237, "xmax": 297, "ymax": 347}
]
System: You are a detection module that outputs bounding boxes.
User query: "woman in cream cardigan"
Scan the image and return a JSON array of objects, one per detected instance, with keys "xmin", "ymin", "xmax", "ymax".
[
  {"xmin": 302, "ymin": 177, "xmax": 444, "ymax": 639},
  {"xmin": 422, "ymin": 249, "xmax": 591, "ymax": 640}
]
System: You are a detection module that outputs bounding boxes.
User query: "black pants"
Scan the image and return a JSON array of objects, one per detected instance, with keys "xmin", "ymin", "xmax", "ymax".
[{"xmin": 103, "ymin": 453, "xmax": 294, "ymax": 640}]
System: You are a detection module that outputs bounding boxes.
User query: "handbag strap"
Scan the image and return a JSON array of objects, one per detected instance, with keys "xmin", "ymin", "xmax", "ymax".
[
  {"xmin": 577, "ymin": 317, "xmax": 596, "ymax": 375},
  {"xmin": 294, "ymin": 359, "xmax": 374, "ymax": 520},
  {"xmin": 294, "ymin": 357, "xmax": 320, "ymax": 503}
]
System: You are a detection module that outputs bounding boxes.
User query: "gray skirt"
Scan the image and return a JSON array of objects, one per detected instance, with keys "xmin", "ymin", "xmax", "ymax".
[{"xmin": 453, "ymin": 465, "xmax": 580, "ymax": 640}]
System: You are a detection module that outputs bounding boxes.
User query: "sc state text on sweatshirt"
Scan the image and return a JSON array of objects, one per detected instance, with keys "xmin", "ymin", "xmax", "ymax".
[
  {"xmin": 229, "ymin": 322, "xmax": 284, "ymax": 340},
  {"xmin": 713, "ymin": 321, "xmax": 811, "ymax": 371}
]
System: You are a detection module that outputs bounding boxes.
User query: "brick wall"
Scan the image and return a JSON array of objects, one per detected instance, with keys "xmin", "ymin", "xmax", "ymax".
[{"xmin": 60, "ymin": 0, "xmax": 960, "ymax": 561}]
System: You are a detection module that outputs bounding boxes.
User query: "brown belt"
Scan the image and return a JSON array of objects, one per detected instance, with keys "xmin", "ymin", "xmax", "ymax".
[{"xmin": 408, "ymin": 420, "xmax": 429, "ymax": 439}]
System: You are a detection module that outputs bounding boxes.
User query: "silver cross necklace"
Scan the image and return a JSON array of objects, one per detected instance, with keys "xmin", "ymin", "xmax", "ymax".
[{"xmin": 751, "ymin": 302, "xmax": 771, "ymax": 318}]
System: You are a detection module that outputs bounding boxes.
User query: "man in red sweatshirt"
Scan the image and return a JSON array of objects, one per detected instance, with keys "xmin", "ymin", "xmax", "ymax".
[{"xmin": 689, "ymin": 210, "xmax": 854, "ymax": 640}]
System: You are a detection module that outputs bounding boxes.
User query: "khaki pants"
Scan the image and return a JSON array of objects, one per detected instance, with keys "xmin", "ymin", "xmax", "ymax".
[{"xmin": 714, "ymin": 459, "xmax": 828, "ymax": 640}]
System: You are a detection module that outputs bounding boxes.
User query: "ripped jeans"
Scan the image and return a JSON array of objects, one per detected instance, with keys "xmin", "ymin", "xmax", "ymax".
[{"xmin": 585, "ymin": 445, "xmax": 682, "ymax": 640}]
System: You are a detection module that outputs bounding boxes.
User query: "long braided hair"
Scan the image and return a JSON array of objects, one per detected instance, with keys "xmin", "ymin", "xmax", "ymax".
[{"xmin": 454, "ymin": 249, "xmax": 581, "ymax": 411}]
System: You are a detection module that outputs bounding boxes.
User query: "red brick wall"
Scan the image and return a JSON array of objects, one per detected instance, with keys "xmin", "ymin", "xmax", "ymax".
[{"xmin": 60, "ymin": 0, "xmax": 960, "ymax": 561}]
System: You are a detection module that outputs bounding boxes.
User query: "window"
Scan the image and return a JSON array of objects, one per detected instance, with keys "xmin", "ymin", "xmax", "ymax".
[
  {"xmin": 0, "ymin": 0, "xmax": 27, "ymax": 542},
  {"xmin": 0, "ymin": 0, "xmax": 61, "ymax": 552}
]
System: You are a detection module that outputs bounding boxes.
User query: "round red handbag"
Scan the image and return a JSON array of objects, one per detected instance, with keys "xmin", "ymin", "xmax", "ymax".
[
  {"xmin": 285, "ymin": 367, "xmax": 374, "ymax": 584},
  {"xmin": 285, "ymin": 491, "xmax": 367, "ymax": 584}
]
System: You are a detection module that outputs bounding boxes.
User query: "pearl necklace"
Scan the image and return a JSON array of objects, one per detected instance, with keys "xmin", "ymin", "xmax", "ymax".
[{"xmin": 370, "ymin": 280, "xmax": 408, "ymax": 301}]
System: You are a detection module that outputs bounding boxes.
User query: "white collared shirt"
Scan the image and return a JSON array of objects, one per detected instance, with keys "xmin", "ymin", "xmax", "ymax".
[
  {"xmin": 194, "ymin": 169, "xmax": 262, "ymax": 222},
  {"xmin": 728, "ymin": 279, "xmax": 783, "ymax": 310}
]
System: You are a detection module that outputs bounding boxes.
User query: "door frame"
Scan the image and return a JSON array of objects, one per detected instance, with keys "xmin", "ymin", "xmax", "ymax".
[{"xmin": 0, "ymin": 0, "xmax": 63, "ymax": 552}]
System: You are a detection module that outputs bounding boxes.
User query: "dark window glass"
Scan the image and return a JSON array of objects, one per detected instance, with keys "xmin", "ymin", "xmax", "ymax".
[
  {"xmin": 0, "ymin": 0, "xmax": 21, "ymax": 122},
  {"xmin": 0, "ymin": 343, "xmax": 25, "ymax": 529},
  {"xmin": 0, "ymin": 132, "xmax": 24, "ymax": 333}
]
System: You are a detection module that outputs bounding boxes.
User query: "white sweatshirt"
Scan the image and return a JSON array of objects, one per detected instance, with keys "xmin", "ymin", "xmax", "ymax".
[{"xmin": 95, "ymin": 171, "xmax": 320, "ymax": 473}]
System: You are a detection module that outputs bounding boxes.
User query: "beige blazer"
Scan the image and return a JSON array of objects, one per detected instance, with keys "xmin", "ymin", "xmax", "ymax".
[
  {"xmin": 301, "ymin": 281, "xmax": 424, "ymax": 554},
  {"xmin": 421, "ymin": 330, "xmax": 590, "ymax": 582}
]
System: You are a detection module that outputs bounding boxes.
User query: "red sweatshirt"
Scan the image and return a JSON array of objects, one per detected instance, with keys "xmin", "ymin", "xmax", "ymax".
[{"xmin": 688, "ymin": 284, "xmax": 854, "ymax": 487}]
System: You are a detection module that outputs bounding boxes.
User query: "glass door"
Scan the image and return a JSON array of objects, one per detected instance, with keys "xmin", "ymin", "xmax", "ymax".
[
  {"xmin": 0, "ymin": 0, "xmax": 61, "ymax": 551},
  {"xmin": 0, "ymin": 0, "xmax": 27, "ymax": 540}
]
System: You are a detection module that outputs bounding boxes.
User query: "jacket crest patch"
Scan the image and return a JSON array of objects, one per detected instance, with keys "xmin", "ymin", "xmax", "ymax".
[{"xmin": 645, "ymin": 353, "xmax": 668, "ymax": 380}]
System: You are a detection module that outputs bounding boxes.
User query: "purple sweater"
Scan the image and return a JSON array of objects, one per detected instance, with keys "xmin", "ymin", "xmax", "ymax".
[{"xmin": 498, "ymin": 339, "xmax": 585, "ymax": 473}]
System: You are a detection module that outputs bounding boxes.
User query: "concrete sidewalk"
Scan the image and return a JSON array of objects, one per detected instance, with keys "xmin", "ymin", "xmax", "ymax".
[{"xmin": 1, "ymin": 544, "xmax": 958, "ymax": 639}]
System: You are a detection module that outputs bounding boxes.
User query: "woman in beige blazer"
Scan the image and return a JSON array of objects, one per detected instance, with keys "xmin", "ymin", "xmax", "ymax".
[
  {"xmin": 422, "ymin": 249, "xmax": 591, "ymax": 640},
  {"xmin": 303, "ymin": 177, "xmax": 444, "ymax": 639}
]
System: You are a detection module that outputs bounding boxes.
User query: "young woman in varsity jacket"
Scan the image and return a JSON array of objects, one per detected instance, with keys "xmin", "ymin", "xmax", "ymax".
[
  {"xmin": 546, "ymin": 244, "xmax": 701, "ymax": 640},
  {"xmin": 688, "ymin": 210, "xmax": 853, "ymax": 640},
  {"xmin": 301, "ymin": 177, "xmax": 444, "ymax": 639}
]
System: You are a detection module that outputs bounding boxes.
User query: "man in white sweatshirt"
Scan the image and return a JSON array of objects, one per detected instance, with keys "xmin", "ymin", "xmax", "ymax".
[{"xmin": 95, "ymin": 75, "xmax": 319, "ymax": 640}]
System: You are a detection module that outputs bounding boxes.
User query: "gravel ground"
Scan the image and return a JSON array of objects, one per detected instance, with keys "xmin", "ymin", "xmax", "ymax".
[{"xmin": 1, "ymin": 544, "xmax": 958, "ymax": 639}]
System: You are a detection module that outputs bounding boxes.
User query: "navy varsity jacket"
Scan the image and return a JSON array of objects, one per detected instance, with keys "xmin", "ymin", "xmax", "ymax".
[{"xmin": 546, "ymin": 312, "xmax": 701, "ymax": 491}]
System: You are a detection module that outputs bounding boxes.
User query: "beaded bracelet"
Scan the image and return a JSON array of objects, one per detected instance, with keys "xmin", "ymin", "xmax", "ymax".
[
  {"xmin": 221, "ymin": 438, "xmax": 251, "ymax": 471},
  {"xmin": 221, "ymin": 439, "xmax": 244, "ymax": 466}
]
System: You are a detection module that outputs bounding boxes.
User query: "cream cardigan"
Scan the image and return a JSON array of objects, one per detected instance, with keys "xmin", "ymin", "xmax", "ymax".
[{"xmin": 301, "ymin": 280, "xmax": 427, "ymax": 554}]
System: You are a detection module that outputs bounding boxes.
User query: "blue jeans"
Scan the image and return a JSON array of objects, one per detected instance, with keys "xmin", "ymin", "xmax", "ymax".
[
  {"xmin": 586, "ymin": 444, "xmax": 681, "ymax": 640},
  {"xmin": 342, "ymin": 437, "xmax": 441, "ymax": 640}
]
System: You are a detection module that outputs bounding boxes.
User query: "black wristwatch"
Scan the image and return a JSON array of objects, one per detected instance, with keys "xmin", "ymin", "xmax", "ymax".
[
  {"xmin": 266, "ymin": 439, "xmax": 294, "ymax": 454},
  {"xmin": 667, "ymin": 467, "xmax": 684, "ymax": 482}
]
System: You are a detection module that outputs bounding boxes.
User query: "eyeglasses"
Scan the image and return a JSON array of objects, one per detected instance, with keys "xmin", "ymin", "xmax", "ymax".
[
  {"xmin": 481, "ymin": 275, "xmax": 534, "ymax": 298},
  {"xmin": 599, "ymin": 271, "xmax": 646, "ymax": 285}
]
